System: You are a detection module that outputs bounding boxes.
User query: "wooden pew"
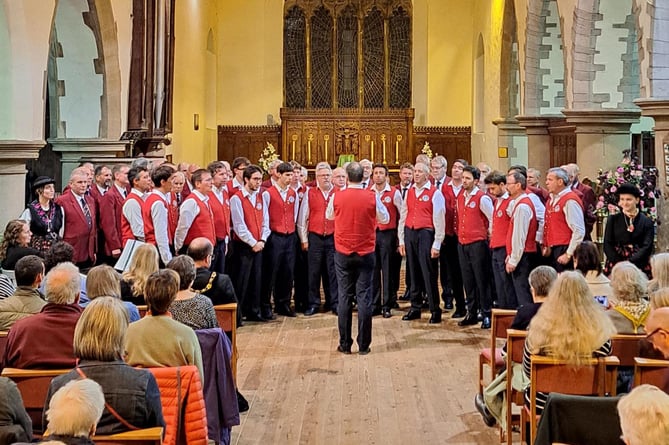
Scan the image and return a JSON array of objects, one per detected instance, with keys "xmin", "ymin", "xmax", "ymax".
[
  {"xmin": 633, "ymin": 357, "xmax": 669, "ymax": 389},
  {"xmin": 611, "ymin": 334, "xmax": 643, "ymax": 367},
  {"xmin": 91, "ymin": 426, "xmax": 163, "ymax": 445},
  {"xmin": 0, "ymin": 330, "xmax": 8, "ymax": 362},
  {"xmin": 503, "ymin": 328, "xmax": 527, "ymax": 445},
  {"xmin": 214, "ymin": 303, "xmax": 237, "ymax": 383}
]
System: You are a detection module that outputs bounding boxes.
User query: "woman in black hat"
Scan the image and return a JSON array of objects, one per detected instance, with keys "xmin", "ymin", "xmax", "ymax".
[
  {"xmin": 19, "ymin": 176, "xmax": 64, "ymax": 254},
  {"xmin": 603, "ymin": 182, "xmax": 654, "ymax": 276}
]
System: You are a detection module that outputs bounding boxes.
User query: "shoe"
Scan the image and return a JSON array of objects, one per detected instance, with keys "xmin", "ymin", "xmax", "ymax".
[
  {"xmin": 458, "ymin": 313, "xmax": 479, "ymax": 326},
  {"xmin": 402, "ymin": 309, "xmax": 421, "ymax": 321},
  {"xmin": 337, "ymin": 345, "xmax": 351, "ymax": 355},
  {"xmin": 399, "ymin": 292, "xmax": 410, "ymax": 301},
  {"xmin": 445, "ymin": 301, "xmax": 454, "ymax": 310},
  {"xmin": 429, "ymin": 312, "xmax": 442, "ymax": 324},
  {"xmin": 359, "ymin": 347, "xmax": 371, "ymax": 355},
  {"xmin": 261, "ymin": 310, "xmax": 276, "ymax": 320},
  {"xmin": 245, "ymin": 312, "xmax": 268, "ymax": 322},
  {"xmin": 477, "ymin": 311, "xmax": 483, "ymax": 322},
  {"xmin": 304, "ymin": 307, "xmax": 318, "ymax": 316},
  {"xmin": 452, "ymin": 308, "xmax": 467, "ymax": 318},
  {"xmin": 481, "ymin": 316, "xmax": 491, "ymax": 329},
  {"xmin": 382, "ymin": 309, "xmax": 392, "ymax": 318},
  {"xmin": 475, "ymin": 394, "xmax": 496, "ymax": 427},
  {"xmin": 276, "ymin": 306, "xmax": 297, "ymax": 317}
]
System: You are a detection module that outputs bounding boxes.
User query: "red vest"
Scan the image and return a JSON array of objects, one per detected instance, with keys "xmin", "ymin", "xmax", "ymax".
[
  {"xmin": 226, "ymin": 179, "xmax": 243, "ymax": 198},
  {"xmin": 456, "ymin": 190, "xmax": 489, "ymax": 245},
  {"xmin": 333, "ymin": 188, "xmax": 377, "ymax": 255},
  {"xmin": 183, "ymin": 194, "xmax": 216, "ymax": 247},
  {"xmin": 442, "ymin": 182, "xmax": 460, "ymax": 236},
  {"xmin": 490, "ymin": 196, "xmax": 512, "ymax": 249},
  {"xmin": 208, "ymin": 190, "xmax": 231, "ymax": 240},
  {"xmin": 235, "ymin": 193, "xmax": 264, "ymax": 241},
  {"xmin": 307, "ymin": 187, "xmax": 334, "ymax": 236},
  {"xmin": 142, "ymin": 192, "xmax": 171, "ymax": 245},
  {"xmin": 267, "ymin": 186, "xmax": 297, "ymax": 234},
  {"xmin": 376, "ymin": 188, "xmax": 399, "ymax": 231},
  {"xmin": 121, "ymin": 192, "xmax": 144, "ymax": 246},
  {"xmin": 544, "ymin": 191, "xmax": 583, "ymax": 247},
  {"xmin": 506, "ymin": 195, "xmax": 538, "ymax": 255},
  {"xmin": 405, "ymin": 186, "xmax": 436, "ymax": 230}
]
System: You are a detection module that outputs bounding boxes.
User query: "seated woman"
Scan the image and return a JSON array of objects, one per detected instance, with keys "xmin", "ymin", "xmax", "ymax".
[
  {"xmin": 125, "ymin": 270, "xmax": 204, "ymax": 381},
  {"xmin": 0, "ymin": 376, "xmax": 32, "ymax": 443},
  {"xmin": 120, "ymin": 244, "xmax": 159, "ymax": 306},
  {"xmin": 648, "ymin": 252, "xmax": 669, "ymax": 293},
  {"xmin": 574, "ymin": 241, "xmax": 613, "ymax": 306},
  {"xmin": 608, "ymin": 261, "xmax": 650, "ymax": 334},
  {"xmin": 166, "ymin": 255, "xmax": 217, "ymax": 330},
  {"xmin": 650, "ymin": 288, "xmax": 669, "ymax": 309},
  {"xmin": 523, "ymin": 271, "xmax": 616, "ymax": 414},
  {"xmin": 0, "ymin": 219, "xmax": 42, "ymax": 270},
  {"xmin": 84, "ymin": 265, "xmax": 140, "ymax": 322},
  {"xmin": 44, "ymin": 297, "xmax": 164, "ymax": 435},
  {"xmin": 618, "ymin": 384, "xmax": 669, "ymax": 445}
]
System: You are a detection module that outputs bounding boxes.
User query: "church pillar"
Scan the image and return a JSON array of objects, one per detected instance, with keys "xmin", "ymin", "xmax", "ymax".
[
  {"xmin": 49, "ymin": 138, "xmax": 127, "ymax": 186},
  {"xmin": 515, "ymin": 115, "xmax": 553, "ymax": 174},
  {"xmin": 0, "ymin": 141, "xmax": 43, "ymax": 231},
  {"xmin": 492, "ymin": 117, "xmax": 526, "ymax": 172},
  {"xmin": 634, "ymin": 99, "xmax": 669, "ymax": 250},
  {"xmin": 562, "ymin": 109, "xmax": 641, "ymax": 182}
]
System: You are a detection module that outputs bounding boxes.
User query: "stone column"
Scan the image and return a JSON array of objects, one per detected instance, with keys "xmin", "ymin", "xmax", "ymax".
[
  {"xmin": 634, "ymin": 99, "xmax": 669, "ymax": 251},
  {"xmin": 515, "ymin": 115, "xmax": 554, "ymax": 174},
  {"xmin": 49, "ymin": 138, "xmax": 128, "ymax": 185},
  {"xmin": 562, "ymin": 109, "xmax": 641, "ymax": 182},
  {"xmin": 492, "ymin": 117, "xmax": 526, "ymax": 172},
  {"xmin": 0, "ymin": 140, "xmax": 44, "ymax": 232}
]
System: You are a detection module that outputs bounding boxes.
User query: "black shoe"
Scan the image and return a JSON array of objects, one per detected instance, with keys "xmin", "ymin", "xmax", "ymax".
[
  {"xmin": 337, "ymin": 345, "xmax": 351, "ymax": 354},
  {"xmin": 359, "ymin": 347, "xmax": 371, "ymax": 355},
  {"xmin": 382, "ymin": 308, "xmax": 392, "ymax": 318},
  {"xmin": 481, "ymin": 316, "xmax": 491, "ymax": 329},
  {"xmin": 276, "ymin": 306, "xmax": 297, "ymax": 317},
  {"xmin": 452, "ymin": 308, "xmax": 467, "ymax": 318},
  {"xmin": 445, "ymin": 301, "xmax": 454, "ymax": 310},
  {"xmin": 402, "ymin": 309, "xmax": 421, "ymax": 321},
  {"xmin": 429, "ymin": 312, "xmax": 442, "ymax": 324},
  {"xmin": 477, "ymin": 311, "xmax": 483, "ymax": 322},
  {"xmin": 245, "ymin": 312, "xmax": 268, "ymax": 322},
  {"xmin": 304, "ymin": 307, "xmax": 318, "ymax": 316},
  {"xmin": 458, "ymin": 313, "xmax": 479, "ymax": 326},
  {"xmin": 399, "ymin": 292, "xmax": 410, "ymax": 301},
  {"xmin": 237, "ymin": 390, "xmax": 250, "ymax": 413},
  {"xmin": 475, "ymin": 394, "xmax": 496, "ymax": 427},
  {"xmin": 261, "ymin": 310, "xmax": 276, "ymax": 320}
]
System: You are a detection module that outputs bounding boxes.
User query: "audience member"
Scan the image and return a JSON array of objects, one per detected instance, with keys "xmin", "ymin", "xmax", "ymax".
[
  {"xmin": 644, "ymin": 307, "xmax": 669, "ymax": 361},
  {"xmin": 43, "ymin": 379, "xmax": 105, "ymax": 445},
  {"xmin": 0, "ymin": 255, "xmax": 46, "ymax": 330},
  {"xmin": 510, "ymin": 266, "xmax": 557, "ymax": 330},
  {"xmin": 608, "ymin": 261, "xmax": 650, "ymax": 334},
  {"xmin": 648, "ymin": 252, "xmax": 669, "ymax": 293},
  {"xmin": 650, "ymin": 288, "xmax": 669, "ymax": 309},
  {"xmin": 2, "ymin": 262, "xmax": 83, "ymax": 369},
  {"xmin": 0, "ymin": 376, "xmax": 32, "ymax": 443},
  {"xmin": 617, "ymin": 384, "xmax": 669, "ymax": 445},
  {"xmin": 42, "ymin": 241, "xmax": 89, "ymax": 304},
  {"xmin": 83, "ymin": 265, "xmax": 140, "ymax": 322},
  {"xmin": 166, "ymin": 255, "xmax": 217, "ymax": 330},
  {"xmin": 45, "ymin": 297, "xmax": 164, "ymax": 435},
  {"xmin": 120, "ymin": 244, "xmax": 159, "ymax": 306},
  {"xmin": 188, "ymin": 237, "xmax": 237, "ymax": 306},
  {"xmin": 573, "ymin": 241, "xmax": 613, "ymax": 304},
  {"xmin": 0, "ymin": 219, "xmax": 41, "ymax": 270},
  {"xmin": 125, "ymin": 270, "xmax": 204, "ymax": 380}
]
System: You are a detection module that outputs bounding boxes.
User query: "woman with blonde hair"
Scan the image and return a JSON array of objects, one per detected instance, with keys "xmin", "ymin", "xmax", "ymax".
[
  {"xmin": 648, "ymin": 252, "xmax": 669, "ymax": 293},
  {"xmin": 120, "ymin": 244, "xmax": 159, "ymax": 305},
  {"xmin": 85, "ymin": 265, "xmax": 140, "ymax": 322},
  {"xmin": 650, "ymin": 288, "xmax": 669, "ymax": 309},
  {"xmin": 523, "ymin": 271, "xmax": 616, "ymax": 414},
  {"xmin": 608, "ymin": 261, "xmax": 650, "ymax": 334}
]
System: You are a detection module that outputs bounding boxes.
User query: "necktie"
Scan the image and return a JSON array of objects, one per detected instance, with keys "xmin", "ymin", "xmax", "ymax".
[
  {"xmin": 122, "ymin": 189, "xmax": 127, "ymax": 198},
  {"xmin": 362, "ymin": 181, "xmax": 367, "ymax": 188},
  {"xmin": 80, "ymin": 197, "xmax": 92, "ymax": 227},
  {"xmin": 177, "ymin": 193, "xmax": 182, "ymax": 206},
  {"xmin": 436, "ymin": 180, "xmax": 441, "ymax": 189},
  {"xmin": 402, "ymin": 187, "xmax": 408, "ymax": 200}
]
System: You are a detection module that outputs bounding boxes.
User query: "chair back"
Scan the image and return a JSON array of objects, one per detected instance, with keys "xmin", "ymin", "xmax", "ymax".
[
  {"xmin": 611, "ymin": 334, "xmax": 643, "ymax": 367},
  {"xmin": 1, "ymin": 367, "xmax": 71, "ymax": 434},
  {"xmin": 633, "ymin": 357, "xmax": 669, "ymax": 389},
  {"xmin": 504, "ymin": 329, "xmax": 527, "ymax": 445},
  {"xmin": 91, "ymin": 426, "xmax": 163, "ymax": 445},
  {"xmin": 0, "ymin": 331, "xmax": 8, "ymax": 363},
  {"xmin": 136, "ymin": 305, "xmax": 148, "ymax": 318},
  {"xmin": 506, "ymin": 329, "xmax": 527, "ymax": 365},
  {"xmin": 214, "ymin": 303, "xmax": 237, "ymax": 382},
  {"xmin": 491, "ymin": 309, "xmax": 517, "ymax": 342}
]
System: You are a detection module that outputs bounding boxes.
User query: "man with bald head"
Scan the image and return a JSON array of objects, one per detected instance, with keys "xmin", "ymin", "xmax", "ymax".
[
  {"xmin": 643, "ymin": 307, "xmax": 669, "ymax": 392},
  {"xmin": 187, "ymin": 237, "xmax": 237, "ymax": 308},
  {"xmin": 332, "ymin": 167, "xmax": 347, "ymax": 190}
]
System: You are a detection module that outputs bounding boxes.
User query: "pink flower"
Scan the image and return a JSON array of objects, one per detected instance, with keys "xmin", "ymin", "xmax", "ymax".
[
  {"xmin": 649, "ymin": 192, "xmax": 655, "ymax": 199},
  {"xmin": 599, "ymin": 196, "xmax": 605, "ymax": 201},
  {"xmin": 596, "ymin": 201, "xmax": 604, "ymax": 209},
  {"xmin": 611, "ymin": 186, "xmax": 617, "ymax": 193},
  {"xmin": 651, "ymin": 207, "xmax": 657, "ymax": 213},
  {"xmin": 617, "ymin": 167, "xmax": 624, "ymax": 173}
]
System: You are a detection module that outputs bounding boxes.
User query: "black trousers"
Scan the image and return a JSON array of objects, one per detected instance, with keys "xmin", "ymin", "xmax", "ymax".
[
  {"xmin": 548, "ymin": 244, "xmax": 572, "ymax": 273},
  {"xmin": 260, "ymin": 232, "xmax": 297, "ymax": 311},
  {"xmin": 440, "ymin": 234, "xmax": 465, "ymax": 309},
  {"xmin": 335, "ymin": 251, "xmax": 375, "ymax": 351},
  {"xmin": 373, "ymin": 229, "xmax": 398, "ymax": 311},
  {"xmin": 458, "ymin": 240, "xmax": 493, "ymax": 317},
  {"xmin": 293, "ymin": 236, "xmax": 309, "ymax": 311},
  {"xmin": 210, "ymin": 239, "xmax": 227, "ymax": 275},
  {"xmin": 229, "ymin": 240, "xmax": 262, "ymax": 319},
  {"xmin": 491, "ymin": 247, "xmax": 518, "ymax": 309},
  {"xmin": 405, "ymin": 228, "xmax": 439, "ymax": 313},
  {"xmin": 307, "ymin": 233, "xmax": 338, "ymax": 310},
  {"xmin": 511, "ymin": 252, "xmax": 534, "ymax": 307}
]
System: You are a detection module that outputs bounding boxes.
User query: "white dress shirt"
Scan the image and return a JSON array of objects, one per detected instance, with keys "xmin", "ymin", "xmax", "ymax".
[
  {"xmin": 122, "ymin": 188, "xmax": 146, "ymax": 240},
  {"xmin": 147, "ymin": 189, "xmax": 173, "ymax": 264},
  {"xmin": 507, "ymin": 193, "xmax": 533, "ymax": 267},
  {"xmin": 174, "ymin": 189, "xmax": 210, "ymax": 251},
  {"xmin": 325, "ymin": 183, "xmax": 390, "ymax": 225}
]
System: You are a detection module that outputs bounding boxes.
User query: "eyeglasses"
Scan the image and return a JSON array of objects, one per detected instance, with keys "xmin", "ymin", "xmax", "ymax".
[{"xmin": 645, "ymin": 327, "xmax": 669, "ymax": 339}]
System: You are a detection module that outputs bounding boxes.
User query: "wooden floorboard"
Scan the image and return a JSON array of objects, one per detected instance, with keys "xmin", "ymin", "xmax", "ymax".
[{"xmin": 231, "ymin": 303, "xmax": 503, "ymax": 445}]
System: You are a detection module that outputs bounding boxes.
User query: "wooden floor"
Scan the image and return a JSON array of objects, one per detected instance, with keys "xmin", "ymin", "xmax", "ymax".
[{"xmin": 231, "ymin": 302, "xmax": 502, "ymax": 445}]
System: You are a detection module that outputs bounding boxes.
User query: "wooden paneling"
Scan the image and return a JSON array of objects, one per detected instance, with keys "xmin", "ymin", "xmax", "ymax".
[
  {"xmin": 217, "ymin": 125, "xmax": 282, "ymax": 165},
  {"xmin": 549, "ymin": 118, "xmax": 576, "ymax": 167},
  {"xmin": 413, "ymin": 126, "xmax": 471, "ymax": 164}
]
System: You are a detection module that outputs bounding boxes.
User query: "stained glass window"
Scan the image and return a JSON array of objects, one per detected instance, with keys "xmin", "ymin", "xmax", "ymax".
[
  {"xmin": 363, "ymin": 7, "xmax": 384, "ymax": 109},
  {"xmin": 389, "ymin": 7, "xmax": 411, "ymax": 108},
  {"xmin": 337, "ymin": 5, "xmax": 358, "ymax": 108},
  {"xmin": 310, "ymin": 6, "xmax": 333, "ymax": 109},
  {"xmin": 284, "ymin": 7, "xmax": 306, "ymax": 108}
]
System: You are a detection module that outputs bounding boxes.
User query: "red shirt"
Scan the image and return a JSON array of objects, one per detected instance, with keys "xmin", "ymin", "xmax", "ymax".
[
  {"xmin": 208, "ymin": 189, "xmax": 231, "ymax": 241},
  {"xmin": 333, "ymin": 188, "xmax": 377, "ymax": 255}
]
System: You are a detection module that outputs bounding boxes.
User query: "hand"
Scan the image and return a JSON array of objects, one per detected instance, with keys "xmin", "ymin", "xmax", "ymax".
[
  {"xmin": 505, "ymin": 263, "xmax": 516, "ymax": 273},
  {"xmin": 398, "ymin": 245, "xmax": 406, "ymax": 257},
  {"xmin": 252, "ymin": 241, "xmax": 265, "ymax": 253},
  {"xmin": 430, "ymin": 248, "xmax": 439, "ymax": 258},
  {"xmin": 541, "ymin": 246, "xmax": 551, "ymax": 257},
  {"xmin": 111, "ymin": 249, "xmax": 121, "ymax": 258},
  {"xmin": 557, "ymin": 253, "xmax": 571, "ymax": 265},
  {"xmin": 301, "ymin": 242, "xmax": 309, "ymax": 251}
]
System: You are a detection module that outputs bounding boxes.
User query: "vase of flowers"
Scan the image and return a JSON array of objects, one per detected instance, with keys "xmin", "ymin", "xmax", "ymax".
[
  {"xmin": 258, "ymin": 142, "xmax": 279, "ymax": 174},
  {"xmin": 421, "ymin": 141, "xmax": 433, "ymax": 159}
]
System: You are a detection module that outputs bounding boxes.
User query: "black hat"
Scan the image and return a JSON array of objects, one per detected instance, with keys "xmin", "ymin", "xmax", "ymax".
[
  {"xmin": 32, "ymin": 176, "xmax": 55, "ymax": 190},
  {"xmin": 616, "ymin": 183, "xmax": 641, "ymax": 198}
]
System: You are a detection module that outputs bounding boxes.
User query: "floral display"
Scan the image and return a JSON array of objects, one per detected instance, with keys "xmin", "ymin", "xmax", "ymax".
[
  {"xmin": 258, "ymin": 142, "xmax": 279, "ymax": 174},
  {"xmin": 596, "ymin": 150, "xmax": 660, "ymax": 224},
  {"xmin": 421, "ymin": 141, "xmax": 433, "ymax": 159}
]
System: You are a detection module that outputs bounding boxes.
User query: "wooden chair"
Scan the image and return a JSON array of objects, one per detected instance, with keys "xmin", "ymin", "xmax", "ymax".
[
  {"xmin": 91, "ymin": 426, "xmax": 163, "ymax": 445},
  {"xmin": 521, "ymin": 355, "xmax": 620, "ymax": 445},
  {"xmin": 1, "ymin": 367, "xmax": 71, "ymax": 435},
  {"xmin": 503, "ymin": 329, "xmax": 527, "ymax": 445},
  {"xmin": 214, "ymin": 303, "xmax": 238, "ymax": 383},
  {"xmin": 0, "ymin": 330, "xmax": 8, "ymax": 362},
  {"xmin": 136, "ymin": 305, "xmax": 148, "ymax": 318},
  {"xmin": 633, "ymin": 357, "xmax": 669, "ymax": 389},
  {"xmin": 611, "ymin": 334, "xmax": 643, "ymax": 367},
  {"xmin": 478, "ymin": 308, "xmax": 517, "ymax": 395}
]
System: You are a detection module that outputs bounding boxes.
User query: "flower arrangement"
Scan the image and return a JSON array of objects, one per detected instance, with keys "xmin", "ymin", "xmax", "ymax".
[
  {"xmin": 595, "ymin": 150, "xmax": 660, "ymax": 223},
  {"xmin": 258, "ymin": 142, "xmax": 279, "ymax": 174},
  {"xmin": 421, "ymin": 141, "xmax": 433, "ymax": 159}
]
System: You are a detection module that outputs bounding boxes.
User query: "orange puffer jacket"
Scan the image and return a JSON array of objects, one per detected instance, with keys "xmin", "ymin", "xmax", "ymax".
[{"xmin": 148, "ymin": 365, "xmax": 208, "ymax": 445}]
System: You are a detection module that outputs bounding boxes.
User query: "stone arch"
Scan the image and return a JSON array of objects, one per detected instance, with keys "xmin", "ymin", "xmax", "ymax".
[
  {"xmin": 523, "ymin": 0, "xmax": 565, "ymax": 115},
  {"xmin": 499, "ymin": 0, "xmax": 519, "ymax": 119}
]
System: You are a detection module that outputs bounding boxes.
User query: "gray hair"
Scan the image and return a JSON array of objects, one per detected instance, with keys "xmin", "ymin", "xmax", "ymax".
[
  {"xmin": 618, "ymin": 384, "xmax": 669, "ymax": 445},
  {"xmin": 414, "ymin": 162, "xmax": 430, "ymax": 174},
  {"xmin": 431, "ymin": 155, "xmax": 447, "ymax": 168},
  {"xmin": 45, "ymin": 262, "xmax": 80, "ymax": 304},
  {"xmin": 547, "ymin": 167, "xmax": 570, "ymax": 187},
  {"xmin": 315, "ymin": 162, "xmax": 331, "ymax": 173},
  {"xmin": 46, "ymin": 379, "xmax": 105, "ymax": 437},
  {"xmin": 610, "ymin": 261, "xmax": 648, "ymax": 303}
]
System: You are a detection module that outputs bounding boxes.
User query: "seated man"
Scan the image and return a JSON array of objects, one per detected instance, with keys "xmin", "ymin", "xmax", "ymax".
[
  {"xmin": 188, "ymin": 237, "xmax": 237, "ymax": 306},
  {"xmin": 0, "ymin": 255, "xmax": 46, "ymax": 330},
  {"xmin": 618, "ymin": 384, "xmax": 669, "ymax": 445},
  {"xmin": 42, "ymin": 379, "xmax": 105, "ymax": 445},
  {"xmin": 2, "ymin": 262, "xmax": 83, "ymax": 369},
  {"xmin": 41, "ymin": 241, "xmax": 89, "ymax": 305},
  {"xmin": 125, "ymin": 269, "xmax": 204, "ymax": 380}
]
